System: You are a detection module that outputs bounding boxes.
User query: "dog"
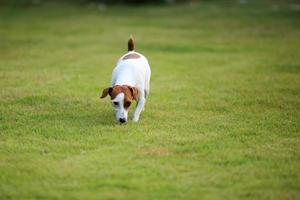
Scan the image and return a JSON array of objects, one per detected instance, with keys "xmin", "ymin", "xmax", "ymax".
[{"xmin": 100, "ymin": 36, "xmax": 151, "ymax": 123}]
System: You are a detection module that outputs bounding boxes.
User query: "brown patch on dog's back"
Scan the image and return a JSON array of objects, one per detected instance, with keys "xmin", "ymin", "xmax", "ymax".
[{"xmin": 122, "ymin": 53, "xmax": 140, "ymax": 60}]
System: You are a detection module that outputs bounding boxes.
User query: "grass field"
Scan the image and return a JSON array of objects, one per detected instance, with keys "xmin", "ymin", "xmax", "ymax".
[{"xmin": 0, "ymin": 1, "xmax": 300, "ymax": 199}]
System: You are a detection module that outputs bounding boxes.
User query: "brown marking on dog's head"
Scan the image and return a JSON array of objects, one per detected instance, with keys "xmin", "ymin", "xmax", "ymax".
[
  {"xmin": 122, "ymin": 53, "xmax": 140, "ymax": 60},
  {"xmin": 100, "ymin": 85, "xmax": 138, "ymax": 110}
]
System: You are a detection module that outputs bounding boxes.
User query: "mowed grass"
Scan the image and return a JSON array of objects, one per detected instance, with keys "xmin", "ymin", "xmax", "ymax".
[{"xmin": 0, "ymin": 1, "xmax": 300, "ymax": 199}]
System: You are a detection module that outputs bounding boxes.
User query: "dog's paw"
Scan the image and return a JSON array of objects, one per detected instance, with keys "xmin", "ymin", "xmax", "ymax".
[{"xmin": 132, "ymin": 115, "xmax": 139, "ymax": 122}]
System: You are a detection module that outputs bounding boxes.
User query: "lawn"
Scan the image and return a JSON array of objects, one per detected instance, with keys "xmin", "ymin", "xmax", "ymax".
[{"xmin": 0, "ymin": 1, "xmax": 299, "ymax": 199}]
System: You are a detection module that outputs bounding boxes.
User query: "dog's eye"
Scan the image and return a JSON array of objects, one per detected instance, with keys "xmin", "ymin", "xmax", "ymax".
[
  {"xmin": 124, "ymin": 102, "xmax": 131, "ymax": 108},
  {"xmin": 113, "ymin": 102, "xmax": 119, "ymax": 106}
]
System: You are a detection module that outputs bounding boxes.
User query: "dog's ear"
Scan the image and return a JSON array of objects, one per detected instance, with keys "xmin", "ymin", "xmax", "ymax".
[
  {"xmin": 100, "ymin": 87, "xmax": 112, "ymax": 98},
  {"xmin": 129, "ymin": 87, "xmax": 138, "ymax": 101}
]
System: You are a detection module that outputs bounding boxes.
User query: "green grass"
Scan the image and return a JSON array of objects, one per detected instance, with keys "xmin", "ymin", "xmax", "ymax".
[{"xmin": 0, "ymin": 1, "xmax": 300, "ymax": 199}]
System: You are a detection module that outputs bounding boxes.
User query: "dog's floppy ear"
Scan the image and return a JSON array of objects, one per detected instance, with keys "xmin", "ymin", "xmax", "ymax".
[
  {"xmin": 100, "ymin": 87, "xmax": 112, "ymax": 98},
  {"xmin": 129, "ymin": 86, "xmax": 138, "ymax": 101}
]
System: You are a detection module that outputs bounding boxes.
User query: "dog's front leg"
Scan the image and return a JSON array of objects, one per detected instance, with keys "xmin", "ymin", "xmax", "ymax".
[{"xmin": 132, "ymin": 96, "xmax": 145, "ymax": 122}]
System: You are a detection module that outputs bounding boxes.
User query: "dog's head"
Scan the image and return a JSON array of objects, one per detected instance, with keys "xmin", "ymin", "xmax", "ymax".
[{"xmin": 100, "ymin": 85, "xmax": 138, "ymax": 123}]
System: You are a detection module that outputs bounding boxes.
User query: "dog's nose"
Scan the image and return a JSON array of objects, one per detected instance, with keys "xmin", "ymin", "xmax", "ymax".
[{"xmin": 119, "ymin": 118, "xmax": 126, "ymax": 123}]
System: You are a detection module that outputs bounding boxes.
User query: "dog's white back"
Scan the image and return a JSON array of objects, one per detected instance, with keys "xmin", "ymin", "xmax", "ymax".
[{"xmin": 112, "ymin": 51, "xmax": 151, "ymax": 97}]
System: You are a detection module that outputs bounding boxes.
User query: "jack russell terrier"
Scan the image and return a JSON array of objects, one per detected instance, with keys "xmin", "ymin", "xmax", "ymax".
[{"xmin": 100, "ymin": 36, "xmax": 151, "ymax": 123}]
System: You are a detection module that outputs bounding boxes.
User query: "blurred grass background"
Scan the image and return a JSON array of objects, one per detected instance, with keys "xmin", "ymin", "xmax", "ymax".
[{"xmin": 0, "ymin": 0, "xmax": 300, "ymax": 199}]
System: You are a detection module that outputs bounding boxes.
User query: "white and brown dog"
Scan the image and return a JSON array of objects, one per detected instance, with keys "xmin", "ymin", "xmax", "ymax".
[{"xmin": 100, "ymin": 36, "xmax": 151, "ymax": 123}]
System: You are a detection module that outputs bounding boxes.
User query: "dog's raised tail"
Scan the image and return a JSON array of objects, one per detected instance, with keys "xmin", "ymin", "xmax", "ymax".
[{"xmin": 128, "ymin": 35, "xmax": 134, "ymax": 51}]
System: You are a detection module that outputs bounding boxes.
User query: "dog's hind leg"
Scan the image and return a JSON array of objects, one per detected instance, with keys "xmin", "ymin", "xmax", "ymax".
[
  {"xmin": 144, "ymin": 75, "xmax": 150, "ymax": 99},
  {"xmin": 142, "ymin": 75, "xmax": 150, "ymax": 111},
  {"xmin": 144, "ymin": 85, "xmax": 150, "ymax": 99},
  {"xmin": 143, "ymin": 84, "xmax": 149, "ymax": 111}
]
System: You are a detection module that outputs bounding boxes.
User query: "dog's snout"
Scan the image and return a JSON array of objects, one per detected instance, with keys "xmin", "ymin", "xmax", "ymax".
[{"xmin": 119, "ymin": 118, "xmax": 126, "ymax": 123}]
